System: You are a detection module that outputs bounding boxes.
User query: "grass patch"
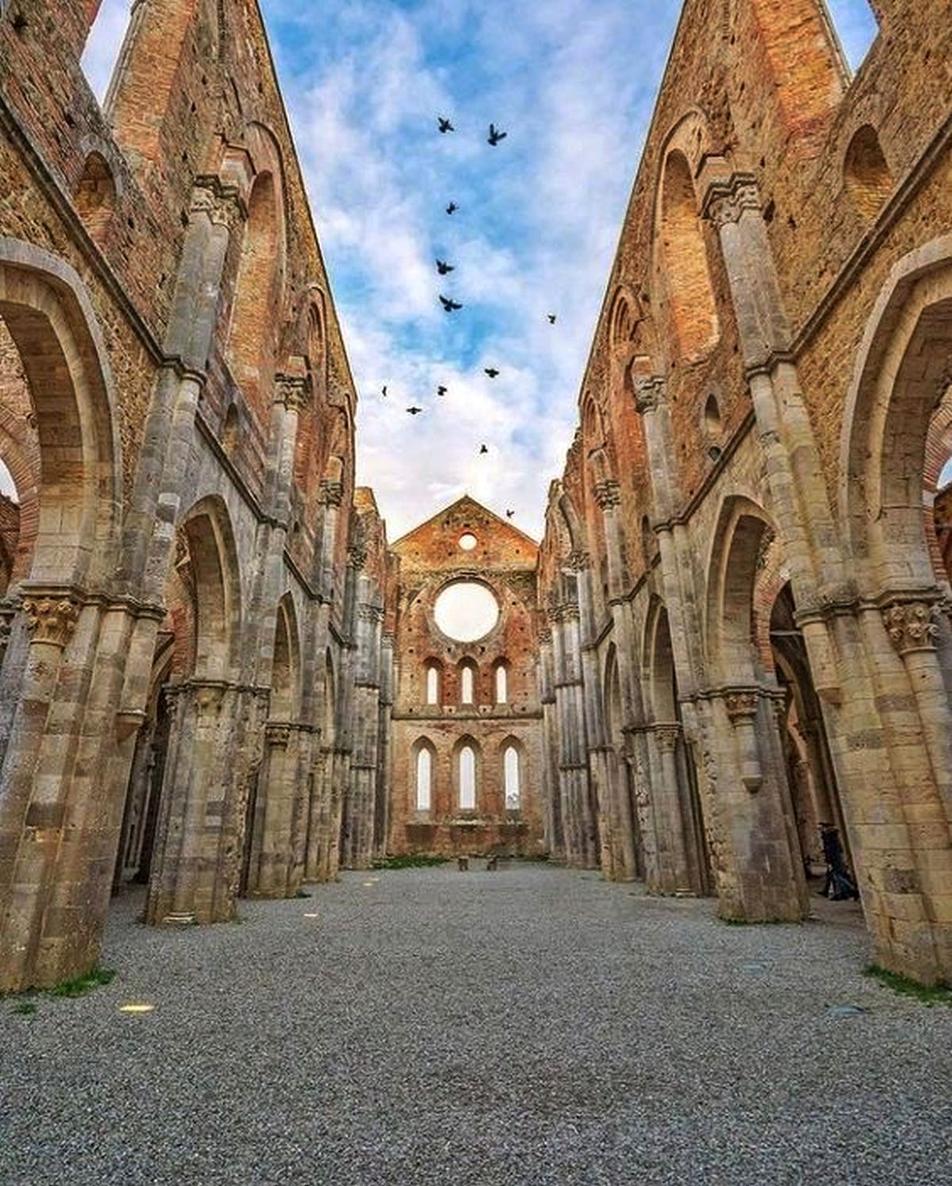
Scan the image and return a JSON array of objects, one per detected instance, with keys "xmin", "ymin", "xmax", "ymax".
[
  {"xmin": 48, "ymin": 966, "xmax": 116, "ymax": 998},
  {"xmin": 11, "ymin": 999, "xmax": 37, "ymax": 1016},
  {"xmin": 719, "ymin": 915, "xmax": 794, "ymax": 926},
  {"xmin": 295, "ymin": 890, "xmax": 312, "ymax": 899},
  {"xmin": 864, "ymin": 965, "xmax": 952, "ymax": 1006},
  {"xmin": 372, "ymin": 854, "xmax": 449, "ymax": 870}
]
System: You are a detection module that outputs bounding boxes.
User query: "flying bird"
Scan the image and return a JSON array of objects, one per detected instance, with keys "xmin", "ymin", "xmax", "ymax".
[
  {"xmin": 487, "ymin": 123, "xmax": 507, "ymax": 146},
  {"xmin": 436, "ymin": 259, "xmax": 455, "ymax": 275},
  {"xmin": 484, "ymin": 367, "xmax": 499, "ymax": 378},
  {"xmin": 548, "ymin": 314, "xmax": 557, "ymax": 324},
  {"xmin": 439, "ymin": 294, "xmax": 463, "ymax": 312},
  {"xmin": 438, "ymin": 116, "xmax": 454, "ymax": 133},
  {"xmin": 479, "ymin": 444, "xmax": 489, "ymax": 455},
  {"xmin": 446, "ymin": 202, "xmax": 459, "ymax": 215},
  {"xmin": 506, "ymin": 509, "xmax": 515, "ymax": 519},
  {"xmin": 437, "ymin": 385, "xmax": 448, "ymax": 397},
  {"xmin": 381, "ymin": 385, "xmax": 388, "ymax": 397},
  {"xmin": 406, "ymin": 406, "xmax": 423, "ymax": 416}
]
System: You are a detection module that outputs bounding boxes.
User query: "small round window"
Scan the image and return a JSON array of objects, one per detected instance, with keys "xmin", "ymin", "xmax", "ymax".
[
  {"xmin": 434, "ymin": 581, "xmax": 499, "ymax": 642},
  {"xmin": 458, "ymin": 533, "xmax": 478, "ymax": 552}
]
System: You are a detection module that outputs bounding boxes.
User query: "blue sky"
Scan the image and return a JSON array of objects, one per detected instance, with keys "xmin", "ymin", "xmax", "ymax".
[{"xmin": 79, "ymin": 0, "xmax": 881, "ymax": 539}]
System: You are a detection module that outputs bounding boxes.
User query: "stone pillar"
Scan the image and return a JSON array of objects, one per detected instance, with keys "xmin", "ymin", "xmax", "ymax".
[
  {"xmin": 346, "ymin": 598, "xmax": 384, "ymax": 870},
  {"xmin": 594, "ymin": 478, "xmax": 640, "ymax": 881},
  {"xmin": 537, "ymin": 628, "xmax": 564, "ymax": 860},
  {"xmin": 374, "ymin": 632, "xmax": 395, "ymax": 859},
  {"xmin": 145, "ymin": 681, "xmax": 267, "ymax": 925},
  {"xmin": 551, "ymin": 602, "xmax": 597, "ymax": 868},
  {"xmin": 247, "ymin": 722, "xmax": 298, "ymax": 898}
]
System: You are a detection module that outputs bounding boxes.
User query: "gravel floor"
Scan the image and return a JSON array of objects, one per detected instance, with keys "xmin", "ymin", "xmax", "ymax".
[{"xmin": 2, "ymin": 863, "xmax": 951, "ymax": 1186}]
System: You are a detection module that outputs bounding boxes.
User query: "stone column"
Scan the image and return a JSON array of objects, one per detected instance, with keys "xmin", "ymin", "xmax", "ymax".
[
  {"xmin": 374, "ymin": 632, "xmax": 395, "ymax": 859},
  {"xmin": 537, "ymin": 628, "xmax": 564, "ymax": 861},
  {"xmin": 347, "ymin": 599, "xmax": 384, "ymax": 870},
  {"xmin": 551, "ymin": 602, "xmax": 597, "ymax": 868},
  {"xmin": 594, "ymin": 478, "xmax": 640, "ymax": 881}
]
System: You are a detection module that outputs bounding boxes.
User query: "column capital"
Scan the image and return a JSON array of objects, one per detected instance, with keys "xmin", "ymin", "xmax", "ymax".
[
  {"xmin": 701, "ymin": 172, "xmax": 761, "ymax": 228},
  {"xmin": 275, "ymin": 374, "xmax": 312, "ymax": 413},
  {"xmin": 358, "ymin": 603, "xmax": 384, "ymax": 623},
  {"xmin": 189, "ymin": 176, "xmax": 246, "ymax": 233},
  {"xmin": 633, "ymin": 375, "xmax": 666, "ymax": 415},
  {"xmin": 881, "ymin": 598, "xmax": 941, "ymax": 655},
  {"xmin": 594, "ymin": 478, "xmax": 621, "ymax": 510},
  {"xmin": 565, "ymin": 549, "xmax": 591, "ymax": 573},
  {"xmin": 724, "ymin": 690, "xmax": 759, "ymax": 722},
  {"xmin": 22, "ymin": 594, "xmax": 80, "ymax": 648},
  {"xmin": 655, "ymin": 722, "xmax": 681, "ymax": 752},
  {"xmin": 348, "ymin": 544, "xmax": 368, "ymax": 571},
  {"xmin": 265, "ymin": 722, "xmax": 292, "ymax": 748},
  {"xmin": 320, "ymin": 480, "xmax": 344, "ymax": 507}
]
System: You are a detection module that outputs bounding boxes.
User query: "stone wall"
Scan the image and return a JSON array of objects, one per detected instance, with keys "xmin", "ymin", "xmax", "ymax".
[
  {"xmin": 388, "ymin": 496, "xmax": 545, "ymax": 858},
  {"xmin": 0, "ymin": 0, "xmax": 387, "ymax": 991},
  {"xmin": 536, "ymin": 0, "xmax": 952, "ymax": 985}
]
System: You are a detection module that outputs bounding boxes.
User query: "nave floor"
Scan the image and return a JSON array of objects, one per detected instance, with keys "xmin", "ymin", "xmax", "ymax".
[{"xmin": 2, "ymin": 864, "xmax": 949, "ymax": 1185}]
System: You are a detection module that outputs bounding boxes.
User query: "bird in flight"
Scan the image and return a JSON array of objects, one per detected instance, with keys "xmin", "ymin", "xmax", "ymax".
[
  {"xmin": 484, "ymin": 367, "xmax": 499, "ymax": 379},
  {"xmin": 381, "ymin": 385, "xmax": 388, "ymax": 397},
  {"xmin": 446, "ymin": 202, "xmax": 459, "ymax": 215},
  {"xmin": 548, "ymin": 314, "xmax": 557, "ymax": 324},
  {"xmin": 406, "ymin": 406, "xmax": 423, "ymax": 416},
  {"xmin": 438, "ymin": 116, "xmax": 454, "ymax": 133},
  {"xmin": 487, "ymin": 123, "xmax": 507, "ymax": 146},
  {"xmin": 479, "ymin": 444, "xmax": 489, "ymax": 455},
  {"xmin": 437, "ymin": 385, "xmax": 448, "ymax": 397},
  {"xmin": 506, "ymin": 509, "xmax": 515, "ymax": 519},
  {"xmin": 436, "ymin": 259, "xmax": 455, "ymax": 275},
  {"xmin": 439, "ymin": 295, "xmax": 463, "ymax": 312}
]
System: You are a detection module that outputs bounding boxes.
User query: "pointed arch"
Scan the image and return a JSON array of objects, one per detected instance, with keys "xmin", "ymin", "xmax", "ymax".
[
  {"xmin": 703, "ymin": 495, "xmax": 776, "ymax": 680},
  {"xmin": 412, "ymin": 737, "xmax": 436, "ymax": 813},
  {"xmin": 459, "ymin": 658, "xmax": 477, "ymax": 705},
  {"xmin": 178, "ymin": 495, "xmax": 242, "ymax": 682},
  {"xmin": 501, "ymin": 737, "xmax": 524, "ymax": 811},
  {"xmin": 840, "ymin": 235, "xmax": 952, "ymax": 595},
  {"xmin": 0, "ymin": 239, "xmax": 121, "ymax": 589},
  {"xmin": 454, "ymin": 736, "xmax": 480, "ymax": 811},
  {"xmin": 270, "ymin": 594, "xmax": 301, "ymax": 720}
]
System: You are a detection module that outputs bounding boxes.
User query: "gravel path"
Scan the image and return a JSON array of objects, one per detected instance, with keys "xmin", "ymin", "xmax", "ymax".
[{"xmin": 2, "ymin": 863, "xmax": 950, "ymax": 1185}]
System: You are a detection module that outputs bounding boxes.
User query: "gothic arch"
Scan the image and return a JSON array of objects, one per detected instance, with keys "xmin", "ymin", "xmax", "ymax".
[
  {"xmin": 270, "ymin": 594, "xmax": 301, "ymax": 721},
  {"xmin": 703, "ymin": 495, "xmax": 776, "ymax": 681},
  {"xmin": 0, "ymin": 239, "xmax": 121, "ymax": 589},
  {"xmin": 177, "ymin": 495, "xmax": 242, "ymax": 682},
  {"xmin": 840, "ymin": 235, "xmax": 952, "ymax": 596}
]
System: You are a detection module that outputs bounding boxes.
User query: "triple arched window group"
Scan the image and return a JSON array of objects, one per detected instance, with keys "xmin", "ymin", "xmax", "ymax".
[
  {"xmin": 424, "ymin": 660, "xmax": 508, "ymax": 707},
  {"xmin": 414, "ymin": 740, "xmax": 522, "ymax": 813}
]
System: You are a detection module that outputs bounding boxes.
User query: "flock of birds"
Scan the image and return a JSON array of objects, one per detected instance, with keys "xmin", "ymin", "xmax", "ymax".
[{"xmin": 378, "ymin": 116, "xmax": 561, "ymax": 523}]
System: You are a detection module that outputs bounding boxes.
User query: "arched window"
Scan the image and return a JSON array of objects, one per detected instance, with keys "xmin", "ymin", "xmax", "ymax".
[
  {"xmin": 74, "ymin": 152, "xmax": 116, "ymax": 241},
  {"xmin": 504, "ymin": 745, "xmax": 521, "ymax": 810},
  {"xmin": 844, "ymin": 125, "xmax": 892, "ymax": 222},
  {"xmin": 416, "ymin": 745, "xmax": 432, "ymax": 813},
  {"xmin": 459, "ymin": 744, "xmax": 477, "ymax": 811},
  {"xmin": 495, "ymin": 662, "xmax": 508, "ymax": 704},
  {"xmin": 460, "ymin": 662, "xmax": 475, "ymax": 705},
  {"xmin": 660, "ymin": 150, "xmax": 719, "ymax": 362},
  {"xmin": 425, "ymin": 662, "xmax": 440, "ymax": 706}
]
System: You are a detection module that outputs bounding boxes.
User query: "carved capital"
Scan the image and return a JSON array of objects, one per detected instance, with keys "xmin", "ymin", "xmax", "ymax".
[
  {"xmin": 634, "ymin": 375, "xmax": 666, "ymax": 415},
  {"xmin": 881, "ymin": 599, "xmax": 940, "ymax": 655},
  {"xmin": 702, "ymin": 173, "xmax": 761, "ymax": 228},
  {"xmin": 320, "ymin": 480, "xmax": 343, "ymax": 508},
  {"xmin": 565, "ymin": 549, "xmax": 591, "ymax": 573},
  {"xmin": 266, "ymin": 722, "xmax": 292, "ymax": 748},
  {"xmin": 275, "ymin": 374, "xmax": 311, "ymax": 413},
  {"xmin": 23, "ymin": 595, "xmax": 80, "ymax": 647},
  {"xmin": 655, "ymin": 723, "xmax": 681, "ymax": 752},
  {"xmin": 594, "ymin": 478, "xmax": 621, "ymax": 510},
  {"xmin": 358, "ymin": 603, "xmax": 384, "ymax": 623},
  {"xmin": 348, "ymin": 545, "xmax": 368, "ymax": 571},
  {"xmin": 724, "ymin": 691, "xmax": 758, "ymax": 722},
  {"xmin": 538, "ymin": 627, "xmax": 553, "ymax": 645},
  {"xmin": 190, "ymin": 178, "xmax": 245, "ymax": 233}
]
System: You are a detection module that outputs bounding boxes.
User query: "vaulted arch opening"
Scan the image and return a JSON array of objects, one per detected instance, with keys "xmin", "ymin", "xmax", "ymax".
[
  {"xmin": 226, "ymin": 172, "xmax": 280, "ymax": 426},
  {"xmin": 659, "ymin": 150, "xmax": 719, "ymax": 363},
  {"xmin": 844, "ymin": 125, "xmax": 892, "ymax": 222}
]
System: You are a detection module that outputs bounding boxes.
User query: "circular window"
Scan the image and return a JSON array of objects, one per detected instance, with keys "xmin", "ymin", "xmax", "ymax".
[
  {"xmin": 434, "ymin": 581, "xmax": 499, "ymax": 642},
  {"xmin": 458, "ymin": 533, "xmax": 478, "ymax": 552}
]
